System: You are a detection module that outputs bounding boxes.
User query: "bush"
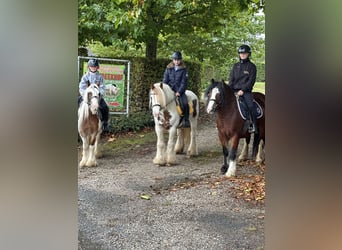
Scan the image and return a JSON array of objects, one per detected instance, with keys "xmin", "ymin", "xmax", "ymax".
[{"xmin": 109, "ymin": 111, "xmax": 155, "ymax": 134}]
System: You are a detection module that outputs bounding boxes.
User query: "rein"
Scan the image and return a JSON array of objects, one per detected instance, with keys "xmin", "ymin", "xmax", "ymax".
[{"xmin": 150, "ymin": 92, "xmax": 176, "ymax": 111}]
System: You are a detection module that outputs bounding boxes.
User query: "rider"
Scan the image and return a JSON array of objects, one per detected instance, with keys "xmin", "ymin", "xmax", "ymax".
[
  {"xmin": 228, "ymin": 44, "xmax": 258, "ymax": 134},
  {"xmin": 78, "ymin": 58, "xmax": 110, "ymax": 133},
  {"xmin": 162, "ymin": 51, "xmax": 190, "ymax": 128}
]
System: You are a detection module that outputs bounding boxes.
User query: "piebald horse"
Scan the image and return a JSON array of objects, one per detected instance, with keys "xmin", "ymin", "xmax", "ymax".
[
  {"xmin": 78, "ymin": 83, "xmax": 103, "ymax": 167},
  {"xmin": 150, "ymin": 82, "xmax": 199, "ymax": 166}
]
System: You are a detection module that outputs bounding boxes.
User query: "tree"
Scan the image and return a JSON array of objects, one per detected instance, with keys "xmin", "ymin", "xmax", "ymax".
[{"xmin": 78, "ymin": 0, "xmax": 264, "ymax": 60}]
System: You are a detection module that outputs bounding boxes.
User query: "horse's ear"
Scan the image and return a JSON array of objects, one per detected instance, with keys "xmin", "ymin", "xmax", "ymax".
[
  {"xmin": 96, "ymin": 81, "xmax": 100, "ymax": 87},
  {"xmin": 151, "ymin": 83, "xmax": 155, "ymax": 89},
  {"xmin": 211, "ymin": 79, "xmax": 215, "ymax": 84},
  {"xmin": 160, "ymin": 82, "xmax": 163, "ymax": 89},
  {"xmin": 86, "ymin": 80, "xmax": 91, "ymax": 87}
]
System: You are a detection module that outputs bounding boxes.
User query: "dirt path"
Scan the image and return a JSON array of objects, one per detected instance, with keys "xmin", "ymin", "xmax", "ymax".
[{"xmin": 78, "ymin": 106, "xmax": 265, "ymax": 250}]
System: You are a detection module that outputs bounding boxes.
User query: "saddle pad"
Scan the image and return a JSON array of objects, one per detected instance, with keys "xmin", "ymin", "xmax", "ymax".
[{"xmin": 236, "ymin": 97, "xmax": 263, "ymax": 120}]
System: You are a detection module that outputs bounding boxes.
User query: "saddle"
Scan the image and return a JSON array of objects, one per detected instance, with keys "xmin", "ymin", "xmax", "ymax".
[
  {"xmin": 236, "ymin": 97, "xmax": 263, "ymax": 120},
  {"xmin": 175, "ymin": 97, "xmax": 194, "ymax": 116}
]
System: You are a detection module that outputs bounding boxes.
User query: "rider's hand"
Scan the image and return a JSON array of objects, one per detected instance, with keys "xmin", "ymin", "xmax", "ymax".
[
  {"xmin": 237, "ymin": 90, "xmax": 244, "ymax": 96},
  {"xmin": 176, "ymin": 92, "xmax": 180, "ymax": 96}
]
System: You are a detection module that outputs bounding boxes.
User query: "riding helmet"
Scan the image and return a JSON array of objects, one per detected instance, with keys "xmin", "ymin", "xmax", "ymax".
[
  {"xmin": 88, "ymin": 58, "xmax": 99, "ymax": 67},
  {"xmin": 171, "ymin": 51, "xmax": 182, "ymax": 60},
  {"xmin": 238, "ymin": 45, "xmax": 251, "ymax": 54}
]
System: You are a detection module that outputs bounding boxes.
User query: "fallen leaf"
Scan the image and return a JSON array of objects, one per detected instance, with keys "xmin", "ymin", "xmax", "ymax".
[{"xmin": 140, "ymin": 194, "xmax": 151, "ymax": 200}]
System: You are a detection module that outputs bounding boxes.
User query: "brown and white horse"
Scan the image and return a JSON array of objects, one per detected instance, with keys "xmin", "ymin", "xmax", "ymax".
[
  {"xmin": 206, "ymin": 79, "xmax": 265, "ymax": 176},
  {"xmin": 150, "ymin": 82, "xmax": 199, "ymax": 166},
  {"xmin": 78, "ymin": 83, "xmax": 103, "ymax": 167}
]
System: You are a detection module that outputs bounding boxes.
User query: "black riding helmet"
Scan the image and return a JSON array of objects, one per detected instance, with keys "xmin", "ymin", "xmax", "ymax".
[
  {"xmin": 88, "ymin": 58, "xmax": 99, "ymax": 67},
  {"xmin": 171, "ymin": 51, "xmax": 182, "ymax": 60},
  {"xmin": 238, "ymin": 45, "xmax": 251, "ymax": 54}
]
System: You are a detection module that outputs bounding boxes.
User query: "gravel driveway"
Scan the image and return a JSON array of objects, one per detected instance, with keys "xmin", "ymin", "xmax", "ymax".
[{"xmin": 78, "ymin": 108, "xmax": 265, "ymax": 250}]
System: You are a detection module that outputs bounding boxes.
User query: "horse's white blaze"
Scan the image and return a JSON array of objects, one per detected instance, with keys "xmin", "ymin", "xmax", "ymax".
[
  {"xmin": 89, "ymin": 97, "xmax": 99, "ymax": 115},
  {"xmin": 226, "ymin": 160, "xmax": 237, "ymax": 177},
  {"xmin": 206, "ymin": 87, "xmax": 220, "ymax": 114}
]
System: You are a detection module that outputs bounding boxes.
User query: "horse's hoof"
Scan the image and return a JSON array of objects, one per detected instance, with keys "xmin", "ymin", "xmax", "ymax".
[
  {"xmin": 85, "ymin": 162, "xmax": 97, "ymax": 167},
  {"xmin": 220, "ymin": 165, "xmax": 228, "ymax": 175},
  {"xmin": 225, "ymin": 171, "xmax": 236, "ymax": 177},
  {"xmin": 153, "ymin": 158, "xmax": 166, "ymax": 166}
]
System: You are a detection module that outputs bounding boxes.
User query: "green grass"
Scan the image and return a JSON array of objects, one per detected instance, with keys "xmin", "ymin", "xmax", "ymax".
[{"xmin": 253, "ymin": 82, "xmax": 265, "ymax": 94}]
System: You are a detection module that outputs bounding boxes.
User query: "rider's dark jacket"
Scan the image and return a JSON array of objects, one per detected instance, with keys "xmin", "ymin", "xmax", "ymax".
[
  {"xmin": 162, "ymin": 61, "xmax": 188, "ymax": 95},
  {"xmin": 228, "ymin": 58, "xmax": 256, "ymax": 93}
]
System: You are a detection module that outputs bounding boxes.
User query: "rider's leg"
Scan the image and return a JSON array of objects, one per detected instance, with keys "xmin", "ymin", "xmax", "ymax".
[
  {"xmin": 99, "ymin": 98, "xmax": 110, "ymax": 133},
  {"xmin": 178, "ymin": 94, "xmax": 190, "ymax": 128}
]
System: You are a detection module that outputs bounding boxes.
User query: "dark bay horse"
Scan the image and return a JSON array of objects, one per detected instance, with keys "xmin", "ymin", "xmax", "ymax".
[{"xmin": 206, "ymin": 79, "xmax": 265, "ymax": 176}]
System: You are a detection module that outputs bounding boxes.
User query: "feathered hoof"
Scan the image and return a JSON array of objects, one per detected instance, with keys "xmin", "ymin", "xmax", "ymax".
[
  {"xmin": 85, "ymin": 161, "xmax": 97, "ymax": 167},
  {"xmin": 153, "ymin": 157, "xmax": 166, "ymax": 166},
  {"xmin": 79, "ymin": 159, "xmax": 86, "ymax": 168},
  {"xmin": 225, "ymin": 170, "xmax": 236, "ymax": 177}
]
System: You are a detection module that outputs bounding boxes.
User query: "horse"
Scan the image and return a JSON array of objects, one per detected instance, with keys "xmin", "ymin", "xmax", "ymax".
[
  {"xmin": 205, "ymin": 79, "xmax": 265, "ymax": 177},
  {"xmin": 105, "ymin": 83, "xmax": 120, "ymax": 97},
  {"xmin": 78, "ymin": 82, "xmax": 103, "ymax": 167},
  {"xmin": 149, "ymin": 82, "xmax": 199, "ymax": 166}
]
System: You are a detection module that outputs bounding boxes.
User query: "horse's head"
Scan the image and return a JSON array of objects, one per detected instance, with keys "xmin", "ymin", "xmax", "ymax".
[
  {"xmin": 150, "ymin": 83, "xmax": 163, "ymax": 118},
  {"xmin": 85, "ymin": 83, "xmax": 101, "ymax": 115},
  {"xmin": 206, "ymin": 79, "xmax": 225, "ymax": 114}
]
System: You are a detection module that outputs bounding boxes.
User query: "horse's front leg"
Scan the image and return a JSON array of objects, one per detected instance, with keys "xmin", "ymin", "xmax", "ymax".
[
  {"xmin": 94, "ymin": 129, "xmax": 102, "ymax": 158},
  {"xmin": 153, "ymin": 125, "xmax": 166, "ymax": 165},
  {"xmin": 79, "ymin": 137, "xmax": 89, "ymax": 167},
  {"xmin": 226, "ymin": 136, "xmax": 239, "ymax": 177},
  {"xmin": 221, "ymin": 145, "xmax": 229, "ymax": 175},
  {"xmin": 166, "ymin": 126, "xmax": 177, "ymax": 165}
]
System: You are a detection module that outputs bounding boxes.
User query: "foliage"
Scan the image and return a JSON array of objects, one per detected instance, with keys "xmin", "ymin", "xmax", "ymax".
[
  {"xmin": 109, "ymin": 111, "xmax": 154, "ymax": 134},
  {"xmin": 78, "ymin": 0, "xmax": 264, "ymax": 59}
]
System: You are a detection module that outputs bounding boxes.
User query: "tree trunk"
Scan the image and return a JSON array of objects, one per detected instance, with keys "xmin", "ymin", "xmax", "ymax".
[{"xmin": 145, "ymin": 37, "xmax": 158, "ymax": 59}]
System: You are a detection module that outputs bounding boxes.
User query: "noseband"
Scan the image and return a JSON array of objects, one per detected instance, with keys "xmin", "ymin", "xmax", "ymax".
[
  {"xmin": 150, "ymin": 92, "xmax": 175, "ymax": 111},
  {"xmin": 208, "ymin": 86, "xmax": 224, "ymax": 111}
]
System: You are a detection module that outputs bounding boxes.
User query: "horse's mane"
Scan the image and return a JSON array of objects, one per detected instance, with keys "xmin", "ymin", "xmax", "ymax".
[
  {"xmin": 152, "ymin": 82, "xmax": 175, "ymax": 107},
  {"xmin": 78, "ymin": 84, "xmax": 100, "ymax": 122}
]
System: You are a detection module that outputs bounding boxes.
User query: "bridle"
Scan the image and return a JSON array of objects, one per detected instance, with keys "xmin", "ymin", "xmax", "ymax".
[
  {"xmin": 208, "ymin": 86, "xmax": 224, "ymax": 112},
  {"xmin": 150, "ymin": 90, "xmax": 176, "ymax": 111},
  {"xmin": 86, "ymin": 85, "xmax": 101, "ymax": 106}
]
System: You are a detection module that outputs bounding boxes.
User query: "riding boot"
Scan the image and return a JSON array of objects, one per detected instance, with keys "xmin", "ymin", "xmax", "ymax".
[
  {"xmin": 249, "ymin": 111, "xmax": 258, "ymax": 134},
  {"xmin": 100, "ymin": 99, "xmax": 110, "ymax": 133},
  {"xmin": 178, "ymin": 106, "xmax": 190, "ymax": 128}
]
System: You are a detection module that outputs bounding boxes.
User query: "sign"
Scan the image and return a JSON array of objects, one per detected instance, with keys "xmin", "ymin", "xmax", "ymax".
[{"xmin": 83, "ymin": 63, "xmax": 125, "ymax": 110}]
